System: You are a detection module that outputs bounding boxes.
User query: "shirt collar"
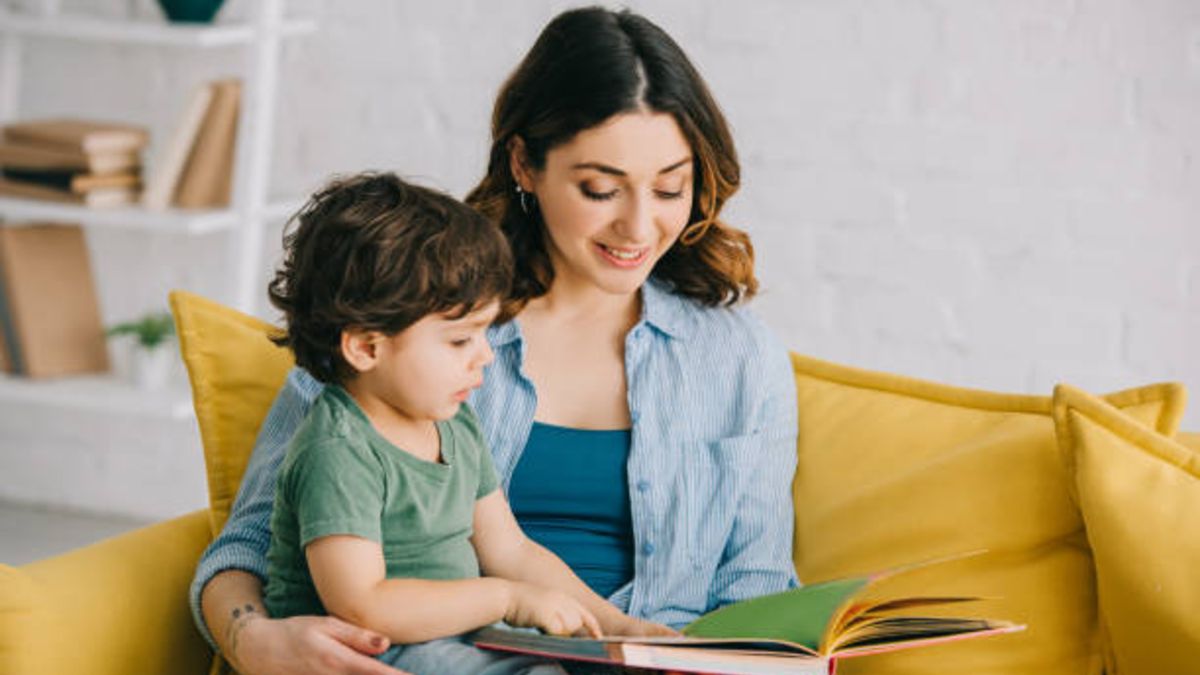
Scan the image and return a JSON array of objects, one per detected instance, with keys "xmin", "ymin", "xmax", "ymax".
[
  {"xmin": 639, "ymin": 277, "xmax": 696, "ymax": 340},
  {"xmin": 486, "ymin": 276, "xmax": 697, "ymax": 348},
  {"xmin": 488, "ymin": 317, "xmax": 522, "ymax": 348}
]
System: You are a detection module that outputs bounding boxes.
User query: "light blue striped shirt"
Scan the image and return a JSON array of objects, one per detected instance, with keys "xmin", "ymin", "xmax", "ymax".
[{"xmin": 190, "ymin": 278, "xmax": 799, "ymax": 647}]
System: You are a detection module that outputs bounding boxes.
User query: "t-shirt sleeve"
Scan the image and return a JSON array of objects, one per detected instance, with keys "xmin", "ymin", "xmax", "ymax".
[
  {"xmin": 459, "ymin": 403, "xmax": 499, "ymax": 499},
  {"xmin": 282, "ymin": 437, "xmax": 385, "ymax": 547}
]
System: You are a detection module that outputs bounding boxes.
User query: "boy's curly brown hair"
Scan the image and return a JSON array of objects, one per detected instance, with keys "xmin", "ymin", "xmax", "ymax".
[{"xmin": 268, "ymin": 172, "xmax": 513, "ymax": 384}]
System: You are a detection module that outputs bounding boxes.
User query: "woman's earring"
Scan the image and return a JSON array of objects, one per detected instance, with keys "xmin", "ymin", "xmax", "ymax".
[{"xmin": 515, "ymin": 185, "xmax": 535, "ymax": 215}]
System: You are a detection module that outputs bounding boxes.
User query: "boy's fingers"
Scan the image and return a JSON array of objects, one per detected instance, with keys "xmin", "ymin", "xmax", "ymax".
[{"xmin": 580, "ymin": 609, "xmax": 602, "ymax": 638}]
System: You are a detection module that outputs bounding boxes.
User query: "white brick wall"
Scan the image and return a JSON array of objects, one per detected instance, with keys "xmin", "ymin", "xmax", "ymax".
[{"xmin": 3, "ymin": 0, "xmax": 1198, "ymax": 515}]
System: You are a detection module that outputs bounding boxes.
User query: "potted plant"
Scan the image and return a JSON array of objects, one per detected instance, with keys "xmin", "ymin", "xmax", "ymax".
[{"xmin": 107, "ymin": 312, "xmax": 176, "ymax": 390}]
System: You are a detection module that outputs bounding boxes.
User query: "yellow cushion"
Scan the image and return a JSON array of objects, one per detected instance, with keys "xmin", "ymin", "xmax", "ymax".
[
  {"xmin": 790, "ymin": 353, "xmax": 1185, "ymax": 675},
  {"xmin": 1052, "ymin": 383, "xmax": 1200, "ymax": 675},
  {"xmin": 170, "ymin": 290, "xmax": 294, "ymax": 535}
]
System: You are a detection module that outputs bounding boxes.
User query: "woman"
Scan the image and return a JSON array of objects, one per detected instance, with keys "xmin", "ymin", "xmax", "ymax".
[{"xmin": 191, "ymin": 7, "xmax": 798, "ymax": 675}]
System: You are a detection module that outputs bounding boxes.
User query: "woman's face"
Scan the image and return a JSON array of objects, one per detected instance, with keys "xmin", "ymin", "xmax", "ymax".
[{"xmin": 518, "ymin": 111, "xmax": 695, "ymax": 298}]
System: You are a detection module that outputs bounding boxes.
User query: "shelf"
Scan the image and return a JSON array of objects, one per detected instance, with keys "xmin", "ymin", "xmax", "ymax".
[
  {"xmin": 0, "ymin": 12, "xmax": 316, "ymax": 47},
  {"xmin": 0, "ymin": 197, "xmax": 304, "ymax": 234},
  {"xmin": 0, "ymin": 373, "xmax": 194, "ymax": 420}
]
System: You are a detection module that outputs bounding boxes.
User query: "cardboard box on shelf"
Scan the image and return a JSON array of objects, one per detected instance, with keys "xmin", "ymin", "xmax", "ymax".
[{"xmin": 0, "ymin": 223, "xmax": 110, "ymax": 378}]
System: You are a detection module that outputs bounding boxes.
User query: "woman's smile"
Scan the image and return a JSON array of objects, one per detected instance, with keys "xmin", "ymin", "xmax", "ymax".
[{"xmin": 595, "ymin": 242, "xmax": 650, "ymax": 268}]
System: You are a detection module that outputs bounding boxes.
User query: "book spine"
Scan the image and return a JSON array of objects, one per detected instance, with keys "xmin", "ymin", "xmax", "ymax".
[{"xmin": 0, "ymin": 229, "xmax": 27, "ymax": 374}]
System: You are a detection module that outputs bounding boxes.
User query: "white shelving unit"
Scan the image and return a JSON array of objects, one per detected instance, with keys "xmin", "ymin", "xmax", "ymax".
[
  {"xmin": 0, "ymin": 0, "xmax": 313, "ymax": 418},
  {"xmin": 0, "ymin": 195, "xmax": 303, "ymax": 235},
  {"xmin": 0, "ymin": 10, "xmax": 315, "ymax": 48},
  {"xmin": 0, "ymin": 372, "xmax": 193, "ymax": 419}
]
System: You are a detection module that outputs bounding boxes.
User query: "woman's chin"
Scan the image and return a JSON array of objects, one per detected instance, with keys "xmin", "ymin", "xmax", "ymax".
[{"xmin": 593, "ymin": 271, "xmax": 652, "ymax": 297}]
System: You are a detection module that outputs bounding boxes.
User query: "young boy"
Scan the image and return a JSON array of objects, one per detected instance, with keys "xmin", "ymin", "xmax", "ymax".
[{"xmin": 262, "ymin": 173, "xmax": 667, "ymax": 674}]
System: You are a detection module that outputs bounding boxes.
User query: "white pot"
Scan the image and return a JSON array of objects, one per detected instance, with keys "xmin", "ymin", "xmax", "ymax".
[{"xmin": 132, "ymin": 346, "xmax": 174, "ymax": 391}]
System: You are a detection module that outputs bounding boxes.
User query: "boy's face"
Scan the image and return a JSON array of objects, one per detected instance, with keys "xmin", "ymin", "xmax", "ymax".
[{"xmin": 355, "ymin": 301, "xmax": 500, "ymax": 423}]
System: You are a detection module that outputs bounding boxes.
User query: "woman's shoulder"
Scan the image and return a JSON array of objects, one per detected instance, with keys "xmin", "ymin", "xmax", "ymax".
[{"xmin": 647, "ymin": 279, "xmax": 785, "ymax": 359}]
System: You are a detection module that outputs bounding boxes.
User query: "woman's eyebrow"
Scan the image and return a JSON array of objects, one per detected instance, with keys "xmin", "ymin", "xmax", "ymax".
[{"xmin": 570, "ymin": 156, "xmax": 692, "ymax": 176}]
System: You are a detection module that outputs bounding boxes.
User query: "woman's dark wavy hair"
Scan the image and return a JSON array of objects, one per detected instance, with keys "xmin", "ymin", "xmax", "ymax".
[
  {"xmin": 465, "ymin": 6, "xmax": 756, "ymax": 313},
  {"xmin": 268, "ymin": 172, "xmax": 513, "ymax": 384}
]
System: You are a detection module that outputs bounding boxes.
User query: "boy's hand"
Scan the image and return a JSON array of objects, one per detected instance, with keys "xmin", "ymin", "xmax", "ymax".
[
  {"xmin": 503, "ymin": 582, "xmax": 603, "ymax": 638},
  {"xmin": 607, "ymin": 615, "xmax": 680, "ymax": 638}
]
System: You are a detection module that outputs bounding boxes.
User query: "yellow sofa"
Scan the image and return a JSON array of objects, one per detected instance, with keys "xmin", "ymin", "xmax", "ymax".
[{"xmin": 2, "ymin": 291, "xmax": 1197, "ymax": 675}]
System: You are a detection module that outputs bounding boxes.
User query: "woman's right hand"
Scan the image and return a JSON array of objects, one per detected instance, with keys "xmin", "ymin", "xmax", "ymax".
[
  {"xmin": 230, "ymin": 614, "xmax": 403, "ymax": 675},
  {"xmin": 502, "ymin": 582, "xmax": 603, "ymax": 638}
]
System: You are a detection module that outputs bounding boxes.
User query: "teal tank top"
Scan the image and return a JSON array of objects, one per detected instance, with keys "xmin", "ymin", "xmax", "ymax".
[{"xmin": 508, "ymin": 422, "xmax": 634, "ymax": 598}]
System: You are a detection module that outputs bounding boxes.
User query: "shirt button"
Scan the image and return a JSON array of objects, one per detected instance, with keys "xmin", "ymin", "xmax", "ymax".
[
  {"xmin": 642, "ymin": 542, "xmax": 655, "ymax": 556},
  {"xmin": 636, "ymin": 480, "xmax": 651, "ymax": 493}
]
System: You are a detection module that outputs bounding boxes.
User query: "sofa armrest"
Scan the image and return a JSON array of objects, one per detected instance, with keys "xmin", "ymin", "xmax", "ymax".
[
  {"xmin": 0, "ymin": 509, "xmax": 215, "ymax": 675},
  {"xmin": 1178, "ymin": 431, "xmax": 1199, "ymax": 451}
]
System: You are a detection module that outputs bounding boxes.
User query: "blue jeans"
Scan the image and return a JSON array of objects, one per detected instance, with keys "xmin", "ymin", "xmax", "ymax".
[{"xmin": 377, "ymin": 635, "xmax": 568, "ymax": 675}]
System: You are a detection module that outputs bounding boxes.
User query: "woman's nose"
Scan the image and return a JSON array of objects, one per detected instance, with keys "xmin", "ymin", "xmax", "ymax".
[{"xmin": 615, "ymin": 193, "xmax": 653, "ymax": 242}]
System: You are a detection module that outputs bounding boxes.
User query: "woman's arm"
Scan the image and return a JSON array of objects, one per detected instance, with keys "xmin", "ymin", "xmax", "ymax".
[
  {"xmin": 306, "ymin": 534, "xmax": 601, "ymax": 642},
  {"xmin": 200, "ymin": 570, "xmax": 394, "ymax": 675}
]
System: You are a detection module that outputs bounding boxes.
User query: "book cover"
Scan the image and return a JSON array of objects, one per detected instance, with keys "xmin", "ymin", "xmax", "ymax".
[
  {"xmin": 1, "ymin": 168, "xmax": 140, "ymax": 194},
  {"xmin": 0, "ymin": 140, "xmax": 140, "ymax": 175},
  {"xmin": 141, "ymin": 81, "xmax": 215, "ymax": 210},
  {"xmin": 0, "ymin": 176, "xmax": 136, "ymax": 208},
  {"xmin": 0, "ymin": 293, "xmax": 11, "ymax": 373},
  {"xmin": 0, "ymin": 223, "xmax": 109, "ymax": 378},
  {"xmin": 472, "ymin": 554, "xmax": 1024, "ymax": 675},
  {"xmin": 3, "ymin": 118, "xmax": 149, "ymax": 154},
  {"xmin": 173, "ymin": 79, "xmax": 240, "ymax": 208}
]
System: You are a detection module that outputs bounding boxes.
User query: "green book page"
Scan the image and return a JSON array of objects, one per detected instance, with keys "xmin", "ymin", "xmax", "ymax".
[{"xmin": 683, "ymin": 577, "xmax": 870, "ymax": 650}]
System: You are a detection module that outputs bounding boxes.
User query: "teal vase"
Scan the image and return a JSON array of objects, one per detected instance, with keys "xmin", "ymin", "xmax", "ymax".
[{"xmin": 157, "ymin": 0, "xmax": 226, "ymax": 23}]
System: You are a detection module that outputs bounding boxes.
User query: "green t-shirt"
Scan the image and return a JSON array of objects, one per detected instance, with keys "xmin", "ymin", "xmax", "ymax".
[{"xmin": 264, "ymin": 386, "xmax": 500, "ymax": 619}]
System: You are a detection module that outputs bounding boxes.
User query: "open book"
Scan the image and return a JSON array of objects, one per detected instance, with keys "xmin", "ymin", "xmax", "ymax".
[{"xmin": 472, "ymin": 555, "xmax": 1023, "ymax": 675}]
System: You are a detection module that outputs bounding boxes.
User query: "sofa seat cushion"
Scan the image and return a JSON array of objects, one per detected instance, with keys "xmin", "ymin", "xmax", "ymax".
[
  {"xmin": 1053, "ymin": 384, "xmax": 1200, "ymax": 675},
  {"xmin": 789, "ymin": 353, "xmax": 1185, "ymax": 675}
]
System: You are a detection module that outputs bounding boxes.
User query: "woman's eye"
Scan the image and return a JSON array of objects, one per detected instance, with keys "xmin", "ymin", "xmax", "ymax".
[
  {"xmin": 450, "ymin": 337, "xmax": 471, "ymax": 347},
  {"xmin": 655, "ymin": 188, "xmax": 685, "ymax": 200},
  {"xmin": 581, "ymin": 184, "xmax": 619, "ymax": 201}
]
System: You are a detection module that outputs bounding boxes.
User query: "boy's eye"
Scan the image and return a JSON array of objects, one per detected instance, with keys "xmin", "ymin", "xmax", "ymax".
[{"xmin": 450, "ymin": 337, "xmax": 471, "ymax": 347}]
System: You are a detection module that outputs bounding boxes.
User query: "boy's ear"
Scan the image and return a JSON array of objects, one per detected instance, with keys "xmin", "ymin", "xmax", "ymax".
[
  {"xmin": 340, "ymin": 328, "xmax": 381, "ymax": 373},
  {"xmin": 507, "ymin": 136, "xmax": 533, "ymax": 192}
]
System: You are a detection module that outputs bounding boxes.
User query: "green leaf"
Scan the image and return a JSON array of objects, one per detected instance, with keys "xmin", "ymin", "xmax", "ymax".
[{"xmin": 106, "ymin": 311, "xmax": 175, "ymax": 349}]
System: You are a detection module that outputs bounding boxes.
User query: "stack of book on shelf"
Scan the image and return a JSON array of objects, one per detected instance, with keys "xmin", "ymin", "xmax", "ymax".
[
  {"xmin": 142, "ymin": 78, "xmax": 242, "ymax": 210},
  {"xmin": 0, "ymin": 222, "xmax": 109, "ymax": 378},
  {"xmin": 0, "ymin": 119, "xmax": 148, "ymax": 207}
]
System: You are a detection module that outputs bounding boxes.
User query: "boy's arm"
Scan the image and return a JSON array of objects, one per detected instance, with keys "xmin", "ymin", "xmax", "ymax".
[
  {"xmin": 192, "ymin": 370, "xmax": 397, "ymax": 675},
  {"xmin": 306, "ymin": 534, "xmax": 600, "ymax": 643},
  {"xmin": 471, "ymin": 490, "xmax": 674, "ymax": 637}
]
